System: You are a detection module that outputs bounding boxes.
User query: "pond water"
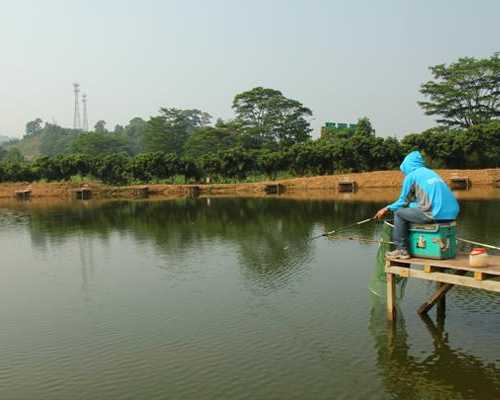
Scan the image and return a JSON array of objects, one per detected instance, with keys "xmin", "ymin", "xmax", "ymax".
[{"xmin": 1, "ymin": 196, "xmax": 500, "ymax": 399}]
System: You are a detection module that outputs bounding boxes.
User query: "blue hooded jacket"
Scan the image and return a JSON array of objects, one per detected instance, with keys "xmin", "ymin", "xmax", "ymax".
[{"xmin": 387, "ymin": 151, "xmax": 459, "ymax": 220}]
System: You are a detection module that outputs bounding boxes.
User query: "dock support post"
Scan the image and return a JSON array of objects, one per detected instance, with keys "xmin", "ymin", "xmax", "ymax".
[
  {"xmin": 417, "ymin": 282, "xmax": 452, "ymax": 315},
  {"xmin": 386, "ymin": 272, "xmax": 396, "ymax": 321},
  {"xmin": 417, "ymin": 271, "xmax": 466, "ymax": 315},
  {"xmin": 436, "ymin": 283, "xmax": 446, "ymax": 323}
]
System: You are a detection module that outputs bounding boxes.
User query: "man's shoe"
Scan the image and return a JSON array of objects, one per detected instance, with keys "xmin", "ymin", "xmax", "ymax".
[{"xmin": 386, "ymin": 249, "xmax": 411, "ymax": 259}]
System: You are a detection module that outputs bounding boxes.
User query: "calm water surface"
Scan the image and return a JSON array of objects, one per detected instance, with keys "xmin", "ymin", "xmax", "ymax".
[{"xmin": 1, "ymin": 197, "xmax": 500, "ymax": 399}]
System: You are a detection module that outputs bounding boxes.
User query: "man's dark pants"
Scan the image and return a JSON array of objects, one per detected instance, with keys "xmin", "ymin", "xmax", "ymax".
[{"xmin": 393, "ymin": 208, "xmax": 433, "ymax": 250}]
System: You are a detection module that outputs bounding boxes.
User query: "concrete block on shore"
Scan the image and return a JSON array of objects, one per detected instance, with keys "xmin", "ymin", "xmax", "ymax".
[
  {"xmin": 450, "ymin": 177, "xmax": 470, "ymax": 191},
  {"xmin": 338, "ymin": 181, "xmax": 357, "ymax": 193},
  {"xmin": 185, "ymin": 186, "xmax": 200, "ymax": 198},
  {"xmin": 74, "ymin": 187, "xmax": 92, "ymax": 200},
  {"xmin": 15, "ymin": 189, "xmax": 31, "ymax": 201},
  {"xmin": 264, "ymin": 184, "xmax": 285, "ymax": 195}
]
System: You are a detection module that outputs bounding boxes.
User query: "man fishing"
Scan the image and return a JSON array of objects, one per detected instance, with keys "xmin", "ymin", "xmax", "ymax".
[{"xmin": 374, "ymin": 151, "xmax": 459, "ymax": 259}]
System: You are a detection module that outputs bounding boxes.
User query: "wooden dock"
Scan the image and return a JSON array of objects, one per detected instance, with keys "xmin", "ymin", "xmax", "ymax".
[{"xmin": 385, "ymin": 255, "xmax": 500, "ymax": 321}]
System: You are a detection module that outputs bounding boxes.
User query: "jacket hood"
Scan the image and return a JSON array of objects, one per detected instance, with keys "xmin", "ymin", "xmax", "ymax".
[{"xmin": 400, "ymin": 151, "xmax": 425, "ymax": 175}]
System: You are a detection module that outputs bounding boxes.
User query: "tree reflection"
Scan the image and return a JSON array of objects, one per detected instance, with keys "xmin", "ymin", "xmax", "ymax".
[
  {"xmin": 9, "ymin": 197, "xmax": 500, "ymax": 291},
  {"xmin": 369, "ymin": 298, "xmax": 500, "ymax": 400}
]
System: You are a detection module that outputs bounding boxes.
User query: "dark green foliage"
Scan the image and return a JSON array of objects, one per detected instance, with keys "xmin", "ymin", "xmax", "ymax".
[
  {"xmin": 0, "ymin": 121, "xmax": 499, "ymax": 184},
  {"xmin": 144, "ymin": 108, "xmax": 212, "ymax": 156},
  {"xmin": 198, "ymin": 154, "xmax": 221, "ymax": 178},
  {"xmin": 232, "ymin": 87, "xmax": 312, "ymax": 148},
  {"xmin": 71, "ymin": 132, "xmax": 129, "ymax": 156},
  {"xmin": 39, "ymin": 124, "xmax": 77, "ymax": 156},
  {"xmin": 258, "ymin": 150, "xmax": 289, "ymax": 179},
  {"xmin": 419, "ymin": 53, "xmax": 500, "ymax": 128},
  {"xmin": 25, "ymin": 118, "xmax": 43, "ymax": 136},
  {"xmin": 2, "ymin": 148, "xmax": 24, "ymax": 162},
  {"xmin": 183, "ymin": 126, "xmax": 236, "ymax": 158},
  {"xmin": 129, "ymin": 152, "xmax": 180, "ymax": 181},
  {"xmin": 94, "ymin": 153, "xmax": 130, "ymax": 184},
  {"xmin": 119, "ymin": 117, "xmax": 147, "ymax": 155},
  {"xmin": 179, "ymin": 158, "xmax": 202, "ymax": 183},
  {"xmin": 0, "ymin": 161, "xmax": 37, "ymax": 182},
  {"xmin": 355, "ymin": 117, "xmax": 375, "ymax": 136},
  {"xmin": 94, "ymin": 120, "xmax": 107, "ymax": 133},
  {"xmin": 218, "ymin": 148, "xmax": 258, "ymax": 179},
  {"xmin": 32, "ymin": 155, "xmax": 94, "ymax": 181},
  {"xmin": 401, "ymin": 121, "xmax": 500, "ymax": 168}
]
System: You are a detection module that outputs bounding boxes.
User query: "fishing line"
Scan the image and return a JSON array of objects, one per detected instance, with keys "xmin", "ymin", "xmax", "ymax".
[
  {"xmin": 284, "ymin": 217, "xmax": 376, "ymax": 250},
  {"xmin": 457, "ymin": 237, "xmax": 500, "ymax": 251}
]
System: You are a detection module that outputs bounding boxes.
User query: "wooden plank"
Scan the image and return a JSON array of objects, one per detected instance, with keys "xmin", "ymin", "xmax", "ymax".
[
  {"xmin": 416, "ymin": 271, "xmax": 467, "ymax": 315},
  {"xmin": 387, "ymin": 255, "xmax": 500, "ymax": 276},
  {"xmin": 387, "ymin": 266, "xmax": 500, "ymax": 293},
  {"xmin": 386, "ymin": 273, "xmax": 396, "ymax": 321}
]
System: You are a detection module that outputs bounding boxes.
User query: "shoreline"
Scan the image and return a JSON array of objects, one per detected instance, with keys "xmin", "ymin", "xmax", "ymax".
[{"xmin": 0, "ymin": 168, "xmax": 499, "ymax": 201}]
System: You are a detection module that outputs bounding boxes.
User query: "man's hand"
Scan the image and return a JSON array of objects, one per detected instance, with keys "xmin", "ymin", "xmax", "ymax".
[{"xmin": 374, "ymin": 207, "xmax": 389, "ymax": 220}]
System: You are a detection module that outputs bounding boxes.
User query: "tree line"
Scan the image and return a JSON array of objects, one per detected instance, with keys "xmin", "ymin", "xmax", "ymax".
[
  {"xmin": 0, "ymin": 53, "xmax": 498, "ymax": 184},
  {"xmin": 0, "ymin": 120, "xmax": 499, "ymax": 184}
]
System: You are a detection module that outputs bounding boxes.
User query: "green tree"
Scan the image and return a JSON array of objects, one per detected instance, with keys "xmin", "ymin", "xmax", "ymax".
[
  {"xmin": 113, "ymin": 124, "xmax": 125, "ymax": 134},
  {"xmin": 258, "ymin": 149, "xmax": 289, "ymax": 179},
  {"xmin": 355, "ymin": 117, "xmax": 375, "ymax": 136},
  {"xmin": 130, "ymin": 152, "xmax": 180, "ymax": 181},
  {"xmin": 4, "ymin": 148, "xmax": 24, "ymax": 162},
  {"xmin": 25, "ymin": 118, "xmax": 43, "ymax": 136},
  {"xmin": 220, "ymin": 148, "xmax": 257, "ymax": 179},
  {"xmin": 183, "ymin": 126, "xmax": 236, "ymax": 159},
  {"xmin": 94, "ymin": 120, "xmax": 108, "ymax": 133},
  {"xmin": 232, "ymin": 87, "xmax": 312, "ymax": 147},
  {"xmin": 39, "ymin": 124, "xmax": 76, "ymax": 156},
  {"xmin": 94, "ymin": 153, "xmax": 130, "ymax": 184},
  {"xmin": 419, "ymin": 53, "xmax": 500, "ymax": 128},
  {"xmin": 71, "ymin": 132, "xmax": 129, "ymax": 156},
  {"xmin": 144, "ymin": 108, "xmax": 211, "ymax": 156},
  {"xmin": 121, "ymin": 117, "xmax": 147, "ymax": 155}
]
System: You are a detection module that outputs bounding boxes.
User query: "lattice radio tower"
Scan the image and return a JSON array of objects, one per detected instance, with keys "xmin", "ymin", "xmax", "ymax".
[
  {"xmin": 73, "ymin": 83, "xmax": 81, "ymax": 130},
  {"xmin": 82, "ymin": 93, "xmax": 89, "ymax": 131}
]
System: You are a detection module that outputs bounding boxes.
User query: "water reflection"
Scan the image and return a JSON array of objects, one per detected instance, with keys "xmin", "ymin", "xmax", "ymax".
[
  {"xmin": 19, "ymin": 199, "xmax": 380, "ymax": 287},
  {"xmin": 370, "ymin": 299, "xmax": 500, "ymax": 400},
  {"xmin": 1, "ymin": 196, "xmax": 500, "ymax": 399},
  {"xmin": 2, "ymin": 197, "xmax": 499, "ymax": 290}
]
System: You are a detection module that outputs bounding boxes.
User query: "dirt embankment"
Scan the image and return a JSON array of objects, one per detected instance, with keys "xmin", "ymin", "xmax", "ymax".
[{"xmin": 0, "ymin": 169, "xmax": 499, "ymax": 201}]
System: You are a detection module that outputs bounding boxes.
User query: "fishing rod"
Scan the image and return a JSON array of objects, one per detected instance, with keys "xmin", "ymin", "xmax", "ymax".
[
  {"xmin": 308, "ymin": 217, "xmax": 376, "ymax": 242},
  {"xmin": 327, "ymin": 235, "xmax": 395, "ymax": 246},
  {"xmin": 283, "ymin": 217, "xmax": 376, "ymax": 250}
]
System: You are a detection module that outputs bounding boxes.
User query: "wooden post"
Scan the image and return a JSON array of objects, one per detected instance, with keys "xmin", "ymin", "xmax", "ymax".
[
  {"xmin": 436, "ymin": 282, "xmax": 446, "ymax": 324},
  {"xmin": 386, "ymin": 271, "xmax": 396, "ymax": 321}
]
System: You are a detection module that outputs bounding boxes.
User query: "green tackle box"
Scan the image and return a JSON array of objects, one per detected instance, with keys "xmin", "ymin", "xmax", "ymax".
[{"xmin": 408, "ymin": 221, "xmax": 457, "ymax": 259}]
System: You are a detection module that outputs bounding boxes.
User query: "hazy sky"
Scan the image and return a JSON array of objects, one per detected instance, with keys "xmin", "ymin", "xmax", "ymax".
[{"xmin": 1, "ymin": 0, "xmax": 499, "ymax": 138}]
